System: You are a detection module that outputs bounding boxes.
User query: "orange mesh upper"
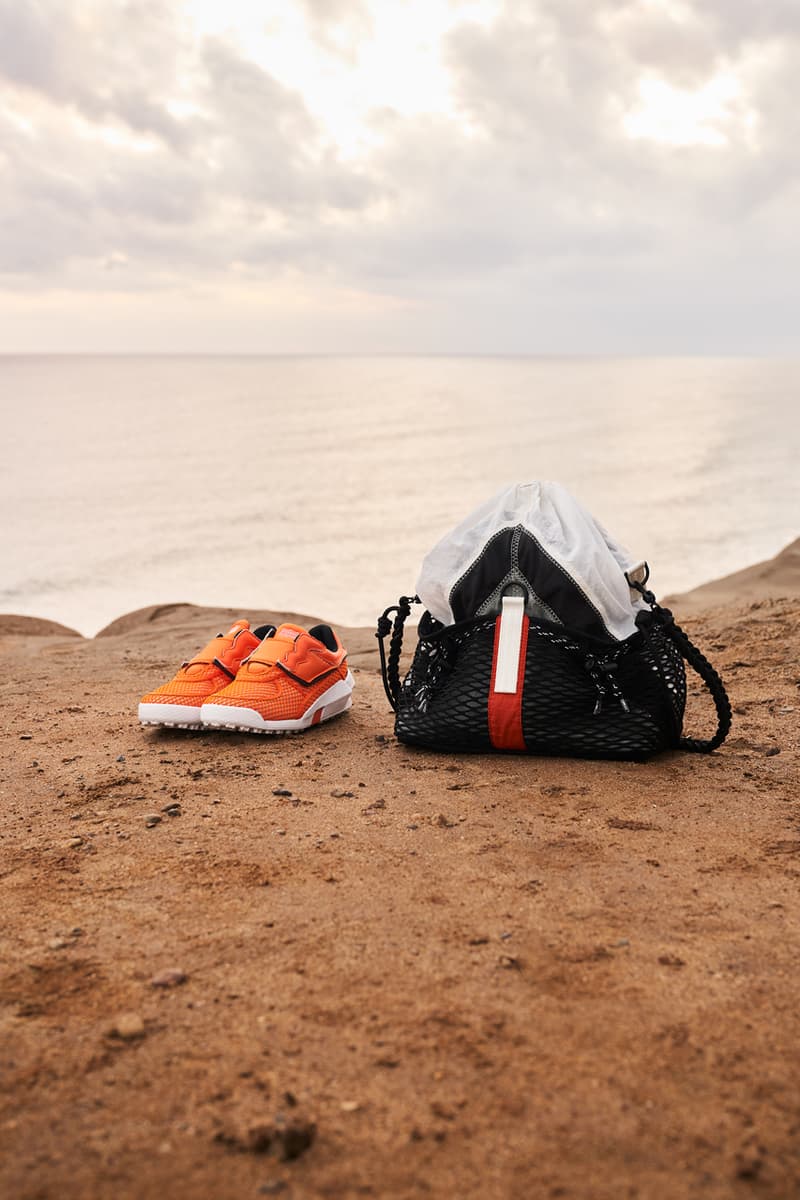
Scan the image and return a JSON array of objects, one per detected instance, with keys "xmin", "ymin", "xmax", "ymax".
[
  {"xmin": 208, "ymin": 625, "xmax": 348, "ymax": 720},
  {"xmin": 140, "ymin": 620, "xmax": 262, "ymax": 708}
]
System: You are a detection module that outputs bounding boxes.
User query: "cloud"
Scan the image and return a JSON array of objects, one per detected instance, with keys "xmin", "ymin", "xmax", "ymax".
[
  {"xmin": 0, "ymin": 1, "xmax": 194, "ymax": 148},
  {"xmin": 1, "ymin": 0, "xmax": 799, "ymax": 351},
  {"xmin": 0, "ymin": 1, "xmax": 377, "ymax": 286}
]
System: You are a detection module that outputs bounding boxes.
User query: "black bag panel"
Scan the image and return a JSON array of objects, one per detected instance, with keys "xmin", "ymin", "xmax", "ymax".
[
  {"xmin": 396, "ymin": 618, "xmax": 494, "ymax": 752},
  {"xmin": 448, "ymin": 524, "xmax": 612, "ymax": 638},
  {"xmin": 519, "ymin": 624, "xmax": 684, "ymax": 760},
  {"xmin": 394, "ymin": 613, "xmax": 688, "ymax": 760}
]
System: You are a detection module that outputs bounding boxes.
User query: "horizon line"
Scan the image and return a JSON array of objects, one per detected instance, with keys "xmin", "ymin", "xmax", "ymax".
[{"xmin": 1, "ymin": 350, "xmax": 798, "ymax": 361}]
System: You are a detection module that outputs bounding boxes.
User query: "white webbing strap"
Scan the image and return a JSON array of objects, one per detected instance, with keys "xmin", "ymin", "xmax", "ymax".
[{"xmin": 493, "ymin": 595, "xmax": 526, "ymax": 694}]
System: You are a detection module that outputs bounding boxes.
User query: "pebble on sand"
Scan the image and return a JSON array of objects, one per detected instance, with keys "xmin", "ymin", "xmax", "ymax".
[
  {"xmin": 498, "ymin": 954, "xmax": 522, "ymax": 970},
  {"xmin": 215, "ymin": 1116, "xmax": 317, "ymax": 1160},
  {"xmin": 145, "ymin": 813, "xmax": 162, "ymax": 828},
  {"xmin": 150, "ymin": 969, "xmax": 187, "ymax": 989},
  {"xmin": 109, "ymin": 1012, "xmax": 146, "ymax": 1040}
]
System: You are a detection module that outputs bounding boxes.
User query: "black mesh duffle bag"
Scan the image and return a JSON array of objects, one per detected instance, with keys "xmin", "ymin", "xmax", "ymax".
[
  {"xmin": 376, "ymin": 581, "xmax": 731, "ymax": 760},
  {"xmin": 375, "ymin": 483, "xmax": 731, "ymax": 761}
]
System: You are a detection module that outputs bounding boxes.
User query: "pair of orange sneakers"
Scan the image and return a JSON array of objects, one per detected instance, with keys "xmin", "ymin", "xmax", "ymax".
[{"xmin": 138, "ymin": 620, "xmax": 353, "ymax": 734}]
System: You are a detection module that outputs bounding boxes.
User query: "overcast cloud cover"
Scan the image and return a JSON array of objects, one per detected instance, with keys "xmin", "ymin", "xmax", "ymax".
[{"xmin": 1, "ymin": 0, "xmax": 798, "ymax": 352}]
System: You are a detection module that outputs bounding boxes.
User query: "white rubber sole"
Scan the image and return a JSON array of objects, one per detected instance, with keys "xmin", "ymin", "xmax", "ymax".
[
  {"xmin": 138, "ymin": 701, "xmax": 203, "ymax": 729},
  {"xmin": 200, "ymin": 672, "xmax": 354, "ymax": 734}
]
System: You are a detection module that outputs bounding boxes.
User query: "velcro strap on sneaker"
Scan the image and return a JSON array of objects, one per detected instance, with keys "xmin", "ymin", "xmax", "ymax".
[{"xmin": 277, "ymin": 637, "xmax": 345, "ymax": 686}]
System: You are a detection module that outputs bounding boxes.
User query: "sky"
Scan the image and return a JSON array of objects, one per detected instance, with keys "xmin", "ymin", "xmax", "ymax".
[{"xmin": 1, "ymin": 0, "xmax": 799, "ymax": 354}]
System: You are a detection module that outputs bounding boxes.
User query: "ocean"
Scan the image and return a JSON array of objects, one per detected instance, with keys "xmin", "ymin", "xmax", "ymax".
[{"xmin": 1, "ymin": 355, "xmax": 798, "ymax": 637}]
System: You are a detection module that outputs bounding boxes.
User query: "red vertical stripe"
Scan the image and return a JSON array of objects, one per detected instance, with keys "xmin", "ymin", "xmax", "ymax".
[{"xmin": 488, "ymin": 613, "xmax": 529, "ymax": 752}]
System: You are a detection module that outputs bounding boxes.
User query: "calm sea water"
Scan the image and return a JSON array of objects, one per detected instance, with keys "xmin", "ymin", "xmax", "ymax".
[{"xmin": 1, "ymin": 356, "xmax": 798, "ymax": 637}]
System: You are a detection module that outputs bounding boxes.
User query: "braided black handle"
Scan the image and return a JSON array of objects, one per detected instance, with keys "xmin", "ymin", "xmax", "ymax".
[
  {"xmin": 376, "ymin": 596, "xmax": 418, "ymax": 711},
  {"xmin": 630, "ymin": 576, "xmax": 732, "ymax": 753},
  {"xmin": 661, "ymin": 613, "xmax": 732, "ymax": 752}
]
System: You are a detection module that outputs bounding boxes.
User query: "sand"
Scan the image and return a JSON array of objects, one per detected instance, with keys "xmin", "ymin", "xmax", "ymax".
[{"xmin": 1, "ymin": 541, "xmax": 799, "ymax": 1199}]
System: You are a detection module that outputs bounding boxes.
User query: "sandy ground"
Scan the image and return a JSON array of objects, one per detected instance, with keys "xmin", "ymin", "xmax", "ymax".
[{"xmin": 1, "ymin": 543, "xmax": 799, "ymax": 1200}]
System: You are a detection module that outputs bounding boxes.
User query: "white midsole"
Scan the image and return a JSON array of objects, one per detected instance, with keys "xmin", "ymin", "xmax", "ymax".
[
  {"xmin": 139, "ymin": 701, "xmax": 202, "ymax": 727},
  {"xmin": 201, "ymin": 671, "xmax": 354, "ymax": 732}
]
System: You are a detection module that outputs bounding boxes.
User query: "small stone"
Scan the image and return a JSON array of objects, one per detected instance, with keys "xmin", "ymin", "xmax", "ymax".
[
  {"xmin": 240, "ymin": 1117, "xmax": 316, "ymax": 1160},
  {"xmin": 116, "ymin": 754, "xmax": 126, "ymax": 762},
  {"xmin": 110, "ymin": 1012, "xmax": 146, "ymax": 1040},
  {"xmin": 362, "ymin": 798, "xmax": 386, "ymax": 814},
  {"xmin": 658, "ymin": 954, "xmax": 685, "ymax": 968},
  {"xmin": 330, "ymin": 788, "xmax": 353, "ymax": 799},
  {"xmin": 340, "ymin": 1100, "xmax": 361, "ymax": 1113},
  {"xmin": 144, "ymin": 813, "xmax": 162, "ymax": 828},
  {"xmin": 161, "ymin": 803, "xmax": 181, "ymax": 816},
  {"xmin": 48, "ymin": 937, "xmax": 69, "ymax": 951},
  {"xmin": 432, "ymin": 813, "xmax": 456, "ymax": 828},
  {"xmin": 66, "ymin": 836, "xmax": 83, "ymax": 849},
  {"xmin": 614, "ymin": 938, "xmax": 631, "ymax": 947},
  {"xmin": 499, "ymin": 954, "xmax": 521, "ymax": 970},
  {"xmin": 150, "ymin": 968, "xmax": 187, "ymax": 989},
  {"xmin": 272, "ymin": 788, "xmax": 292, "ymax": 797},
  {"xmin": 765, "ymin": 747, "xmax": 781, "ymax": 757},
  {"xmin": 20, "ymin": 734, "xmax": 32, "ymax": 740}
]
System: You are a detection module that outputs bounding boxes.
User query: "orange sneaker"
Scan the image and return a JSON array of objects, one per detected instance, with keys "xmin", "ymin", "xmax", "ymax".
[
  {"xmin": 200, "ymin": 623, "xmax": 354, "ymax": 733},
  {"xmin": 138, "ymin": 620, "xmax": 275, "ymax": 728}
]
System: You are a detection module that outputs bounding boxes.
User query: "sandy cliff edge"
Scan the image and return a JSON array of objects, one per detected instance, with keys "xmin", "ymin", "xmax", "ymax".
[{"xmin": 665, "ymin": 536, "xmax": 800, "ymax": 615}]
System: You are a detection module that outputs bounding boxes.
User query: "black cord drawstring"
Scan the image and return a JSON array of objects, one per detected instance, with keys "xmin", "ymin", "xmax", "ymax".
[
  {"xmin": 584, "ymin": 654, "xmax": 630, "ymax": 715},
  {"xmin": 376, "ymin": 595, "xmax": 418, "ymax": 711}
]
